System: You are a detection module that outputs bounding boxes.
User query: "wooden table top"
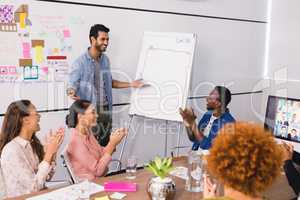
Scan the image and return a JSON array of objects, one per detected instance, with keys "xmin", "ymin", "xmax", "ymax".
[
  {"xmin": 90, "ymin": 156, "xmax": 202, "ymax": 200},
  {"xmin": 8, "ymin": 156, "xmax": 296, "ymax": 200}
]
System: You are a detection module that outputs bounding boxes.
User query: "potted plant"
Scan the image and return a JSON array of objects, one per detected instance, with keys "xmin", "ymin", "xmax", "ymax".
[{"xmin": 146, "ymin": 157, "xmax": 176, "ymax": 200}]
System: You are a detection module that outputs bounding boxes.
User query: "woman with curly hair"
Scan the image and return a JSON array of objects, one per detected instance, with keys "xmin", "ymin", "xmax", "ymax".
[{"xmin": 203, "ymin": 122, "xmax": 284, "ymax": 200}]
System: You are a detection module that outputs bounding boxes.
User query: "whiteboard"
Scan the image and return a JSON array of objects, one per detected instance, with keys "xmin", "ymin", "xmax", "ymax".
[
  {"xmin": 129, "ymin": 32, "xmax": 196, "ymax": 122},
  {"xmin": 0, "ymin": 0, "xmax": 72, "ymax": 113}
]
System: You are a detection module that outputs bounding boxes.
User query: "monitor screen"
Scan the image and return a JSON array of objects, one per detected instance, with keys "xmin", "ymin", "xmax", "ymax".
[{"xmin": 265, "ymin": 95, "xmax": 300, "ymax": 143}]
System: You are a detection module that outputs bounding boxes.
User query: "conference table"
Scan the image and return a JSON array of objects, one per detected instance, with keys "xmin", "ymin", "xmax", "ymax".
[{"xmin": 9, "ymin": 156, "xmax": 296, "ymax": 200}]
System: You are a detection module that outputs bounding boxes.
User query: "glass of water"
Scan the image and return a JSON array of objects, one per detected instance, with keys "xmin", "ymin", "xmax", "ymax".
[
  {"xmin": 185, "ymin": 150, "xmax": 203, "ymax": 192},
  {"xmin": 126, "ymin": 156, "xmax": 137, "ymax": 179}
]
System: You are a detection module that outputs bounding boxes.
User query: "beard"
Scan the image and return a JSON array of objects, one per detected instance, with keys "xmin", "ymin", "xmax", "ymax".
[
  {"xmin": 206, "ymin": 105, "xmax": 214, "ymax": 111},
  {"xmin": 95, "ymin": 44, "xmax": 107, "ymax": 52}
]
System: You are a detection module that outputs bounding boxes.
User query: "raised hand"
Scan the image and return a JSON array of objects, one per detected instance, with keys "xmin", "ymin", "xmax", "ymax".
[
  {"xmin": 109, "ymin": 128, "xmax": 128, "ymax": 146},
  {"xmin": 179, "ymin": 107, "xmax": 197, "ymax": 127},
  {"xmin": 44, "ymin": 128, "xmax": 65, "ymax": 163}
]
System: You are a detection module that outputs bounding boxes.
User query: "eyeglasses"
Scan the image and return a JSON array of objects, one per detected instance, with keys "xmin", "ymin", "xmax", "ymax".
[{"xmin": 206, "ymin": 95, "xmax": 220, "ymax": 101}]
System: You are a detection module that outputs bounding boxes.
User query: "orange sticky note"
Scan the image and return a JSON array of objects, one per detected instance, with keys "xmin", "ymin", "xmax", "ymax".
[{"xmin": 20, "ymin": 13, "xmax": 27, "ymax": 29}]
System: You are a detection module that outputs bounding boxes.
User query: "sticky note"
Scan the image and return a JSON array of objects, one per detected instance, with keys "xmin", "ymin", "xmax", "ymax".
[
  {"xmin": 22, "ymin": 42, "xmax": 30, "ymax": 50},
  {"xmin": 110, "ymin": 192, "xmax": 127, "ymax": 199},
  {"xmin": 41, "ymin": 66, "xmax": 49, "ymax": 74},
  {"xmin": 31, "ymin": 66, "xmax": 38, "ymax": 78},
  {"xmin": 23, "ymin": 50, "xmax": 30, "ymax": 58},
  {"xmin": 95, "ymin": 196, "xmax": 110, "ymax": 200},
  {"xmin": 19, "ymin": 59, "xmax": 32, "ymax": 66},
  {"xmin": 8, "ymin": 66, "xmax": 17, "ymax": 75},
  {"xmin": 32, "ymin": 40, "xmax": 45, "ymax": 48},
  {"xmin": 63, "ymin": 29, "xmax": 71, "ymax": 38},
  {"xmin": 0, "ymin": 67, "xmax": 8, "ymax": 75},
  {"xmin": 34, "ymin": 46, "xmax": 44, "ymax": 64},
  {"xmin": 20, "ymin": 12, "xmax": 26, "ymax": 29},
  {"xmin": 24, "ymin": 66, "xmax": 31, "ymax": 79},
  {"xmin": 104, "ymin": 182, "xmax": 137, "ymax": 192},
  {"xmin": 0, "ymin": 5, "xmax": 14, "ymax": 23}
]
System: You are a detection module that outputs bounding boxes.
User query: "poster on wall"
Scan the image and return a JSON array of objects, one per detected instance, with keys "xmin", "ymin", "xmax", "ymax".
[{"xmin": 0, "ymin": 2, "xmax": 72, "ymax": 83}]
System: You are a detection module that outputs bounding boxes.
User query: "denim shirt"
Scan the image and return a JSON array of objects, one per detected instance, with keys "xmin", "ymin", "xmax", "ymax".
[
  {"xmin": 68, "ymin": 50, "xmax": 113, "ymax": 111},
  {"xmin": 192, "ymin": 110, "xmax": 235, "ymax": 150}
]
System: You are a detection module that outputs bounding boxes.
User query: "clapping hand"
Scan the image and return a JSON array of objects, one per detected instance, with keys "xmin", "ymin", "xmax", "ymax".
[
  {"xmin": 282, "ymin": 142, "xmax": 293, "ymax": 161},
  {"xmin": 179, "ymin": 107, "xmax": 197, "ymax": 127},
  {"xmin": 45, "ymin": 128, "xmax": 65, "ymax": 157},
  {"xmin": 110, "ymin": 128, "xmax": 128, "ymax": 146}
]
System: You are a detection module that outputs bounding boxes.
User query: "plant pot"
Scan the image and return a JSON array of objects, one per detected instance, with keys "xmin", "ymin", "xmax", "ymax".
[{"xmin": 147, "ymin": 176, "xmax": 176, "ymax": 200}]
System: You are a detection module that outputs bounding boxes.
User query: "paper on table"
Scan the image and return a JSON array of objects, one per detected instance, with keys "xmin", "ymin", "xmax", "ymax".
[
  {"xmin": 26, "ymin": 180, "xmax": 104, "ymax": 200},
  {"xmin": 169, "ymin": 166, "xmax": 188, "ymax": 180},
  {"xmin": 110, "ymin": 192, "xmax": 127, "ymax": 199}
]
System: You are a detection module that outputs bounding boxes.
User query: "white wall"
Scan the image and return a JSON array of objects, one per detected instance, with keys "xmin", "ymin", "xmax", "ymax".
[
  {"xmin": 0, "ymin": 0, "xmax": 268, "ymax": 181},
  {"xmin": 55, "ymin": 0, "xmax": 267, "ymax": 22},
  {"xmin": 264, "ymin": 0, "xmax": 300, "ymax": 151}
]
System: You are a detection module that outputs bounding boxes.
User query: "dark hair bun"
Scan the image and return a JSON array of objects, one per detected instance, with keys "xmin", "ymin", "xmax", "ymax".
[
  {"xmin": 65, "ymin": 113, "xmax": 76, "ymax": 128},
  {"xmin": 66, "ymin": 100, "xmax": 91, "ymax": 128}
]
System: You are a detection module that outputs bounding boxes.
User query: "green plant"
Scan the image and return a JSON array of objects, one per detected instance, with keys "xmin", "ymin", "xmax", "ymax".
[{"xmin": 146, "ymin": 156, "xmax": 174, "ymax": 179}]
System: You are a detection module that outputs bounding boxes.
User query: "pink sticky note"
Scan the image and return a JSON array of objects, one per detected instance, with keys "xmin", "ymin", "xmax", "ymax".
[
  {"xmin": 23, "ymin": 50, "xmax": 30, "ymax": 58},
  {"xmin": 41, "ymin": 66, "xmax": 49, "ymax": 74},
  {"xmin": 104, "ymin": 182, "xmax": 137, "ymax": 192},
  {"xmin": 22, "ymin": 42, "xmax": 30, "ymax": 50},
  {"xmin": 63, "ymin": 29, "xmax": 71, "ymax": 38},
  {"xmin": 0, "ymin": 66, "xmax": 8, "ymax": 75}
]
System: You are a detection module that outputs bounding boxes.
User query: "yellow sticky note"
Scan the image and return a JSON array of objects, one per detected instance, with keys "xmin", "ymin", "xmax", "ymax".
[
  {"xmin": 20, "ymin": 13, "xmax": 27, "ymax": 29},
  {"xmin": 95, "ymin": 196, "xmax": 110, "ymax": 200},
  {"xmin": 35, "ymin": 46, "xmax": 44, "ymax": 64}
]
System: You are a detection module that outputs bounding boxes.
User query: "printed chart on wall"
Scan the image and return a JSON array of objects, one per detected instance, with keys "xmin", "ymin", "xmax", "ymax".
[
  {"xmin": 0, "ymin": 0, "xmax": 81, "ymax": 113},
  {"xmin": 129, "ymin": 32, "xmax": 196, "ymax": 122}
]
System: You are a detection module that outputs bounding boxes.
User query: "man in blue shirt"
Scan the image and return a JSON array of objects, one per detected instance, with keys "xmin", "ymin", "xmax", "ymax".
[
  {"xmin": 179, "ymin": 86, "xmax": 235, "ymax": 150},
  {"xmin": 67, "ymin": 24, "xmax": 143, "ymax": 146}
]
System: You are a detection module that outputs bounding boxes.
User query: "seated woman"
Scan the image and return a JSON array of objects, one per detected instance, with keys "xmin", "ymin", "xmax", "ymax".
[
  {"xmin": 0, "ymin": 100, "xmax": 64, "ymax": 198},
  {"xmin": 66, "ymin": 100, "xmax": 126, "ymax": 181},
  {"xmin": 203, "ymin": 122, "xmax": 283, "ymax": 200}
]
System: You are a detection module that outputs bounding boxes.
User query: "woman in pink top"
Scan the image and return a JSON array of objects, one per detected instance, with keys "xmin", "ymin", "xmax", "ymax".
[{"xmin": 66, "ymin": 100, "xmax": 126, "ymax": 181}]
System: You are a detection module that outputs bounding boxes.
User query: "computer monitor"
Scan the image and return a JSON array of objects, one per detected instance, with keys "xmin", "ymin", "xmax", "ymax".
[{"xmin": 265, "ymin": 95, "xmax": 300, "ymax": 143}]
